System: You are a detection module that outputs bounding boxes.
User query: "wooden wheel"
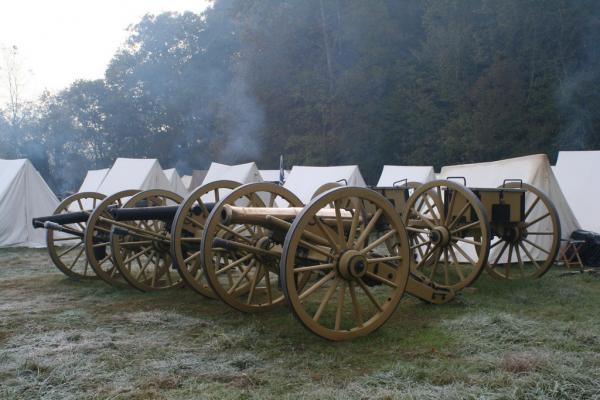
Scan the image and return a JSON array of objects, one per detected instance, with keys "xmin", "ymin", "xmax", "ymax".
[
  {"xmin": 280, "ymin": 187, "xmax": 411, "ymax": 341},
  {"xmin": 84, "ymin": 190, "xmax": 139, "ymax": 287},
  {"xmin": 311, "ymin": 182, "xmax": 343, "ymax": 200},
  {"xmin": 404, "ymin": 181, "xmax": 422, "ymax": 197},
  {"xmin": 110, "ymin": 190, "xmax": 184, "ymax": 291},
  {"xmin": 46, "ymin": 192, "xmax": 105, "ymax": 280},
  {"xmin": 201, "ymin": 182, "xmax": 303, "ymax": 312},
  {"xmin": 403, "ymin": 180, "xmax": 490, "ymax": 291},
  {"xmin": 170, "ymin": 180, "xmax": 241, "ymax": 298},
  {"xmin": 486, "ymin": 182, "xmax": 561, "ymax": 279}
]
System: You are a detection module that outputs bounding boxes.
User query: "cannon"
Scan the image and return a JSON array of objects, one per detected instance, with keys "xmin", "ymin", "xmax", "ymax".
[
  {"xmin": 32, "ymin": 191, "xmax": 106, "ymax": 280},
  {"xmin": 85, "ymin": 181, "xmax": 241, "ymax": 291},
  {"xmin": 199, "ymin": 182, "xmax": 463, "ymax": 341},
  {"xmin": 32, "ymin": 181, "xmax": 241, "ymax": 293}
]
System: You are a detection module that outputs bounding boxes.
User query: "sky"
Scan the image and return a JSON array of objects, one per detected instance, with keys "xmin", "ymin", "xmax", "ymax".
[{"xmin": 0, "ymin": 0, "xmax": 212, "ymax": 104}]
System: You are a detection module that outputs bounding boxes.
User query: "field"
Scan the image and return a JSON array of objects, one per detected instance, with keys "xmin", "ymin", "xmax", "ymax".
[{"xmin": 1, "ymin": 248, "xmax": 599, "ymax": 399}]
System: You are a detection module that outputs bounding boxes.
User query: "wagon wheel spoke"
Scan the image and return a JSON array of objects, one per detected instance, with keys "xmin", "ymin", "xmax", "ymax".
[
  {"xmin": 451, "ymin": 221, "xmax": 482, "ymax": 235},
  {"xmin": 357, "ymin": 278, "xmax": 383, "ymax": 312},
  {"xmin": 335, "ymin": 282, "xmax": 346, "ymax": 331},
  {"xmin": 68, "ymin": 246, "xmax": 86, "ymax": 271},
  {"xmin": 447, "ymin": 202, "xmax": 470, "ymax": 232},
  {"xmin": 348, "ymin": 281, "xmax": 364, "ymax": 327},
  {"xmin": 525, "ymin": 212, "xmax": 550, "ymax": 228},
  {"xmin": 522, "ymin": 238, "xmax": 551, "ymax": 254},
  {"xmin": 293, "ymin": 263, "xmax": 335, "ymax": 273},
  {"xmin": 505, "ymin": 244, "xmax": 513, "ymax": 279},
  {"xmin": 447, "ymin": 244, "xmax": 464, "ymax": 281},
  {"xmin": 227, "ymin": 258, "xmax": 256, "ymax": 294},
  {"xmin": 445, "ymin": 190, "xmax": 457, "ymax": 226},
  {"xmin": 58, "ymin": 242, "xmax": 83, "ymax": 258},
  {"xmin": 136, "ymin": 251, "xmax": 156, "ymax": 281},
  {"xmin": 519, "ymin": 242, "xmax": 542, "ymax": 271},
  {"xmin": 515, "ymin": 244, "xmax": 525, "ymax": 278},
  {"xmin": 354, "ymin": 209, "xmax": 382, "ymax": 249},
  {"xmin": 346, "ymin": 207, "xmax": 360, "ymax": 249},
  {"xmin": 298, "ymin": 271, "xmax": 336, "ymax": 301},
  {"xmin": 524, "ymin": 196, "xmax": 541, "ymax": 219},
  {"xmin": 264, "ymin": 268, "xmax": 274, "ymax": 305},
  {"xmin": 313, "ymin": 278, "xmax": 340, "ymax": 322},
  {"xmin": 491, "ymin": 241, "xmax": 510, "ymax": 267},
  {"xmin": 313, "ymin": 216, "xmax": 341, "ymax": 251}
]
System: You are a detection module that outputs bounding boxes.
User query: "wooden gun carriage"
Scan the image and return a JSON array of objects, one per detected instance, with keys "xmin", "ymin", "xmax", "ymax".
[{"xmin": 31, "ymin": 175, "xmax": 560, "ymax": 341}]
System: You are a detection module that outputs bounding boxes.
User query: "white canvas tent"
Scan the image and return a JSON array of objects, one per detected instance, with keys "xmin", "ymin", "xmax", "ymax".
[
  {"xmin": 554, "ymin": 150, "xmax": 600, "ymax": 233},
  {"xmin": 0, "ymin": 159, "xmax": 59, "ymax": 247},
  {"xmin": 200, "ymin": 162, "xmax": 263, "ymax": 202},
  {"xmin": 284, "ymin": 165, "xmax": 366, "ymax": 204},
  {"xmin": 377, "ymin": 166, "xmax": 435, "ymax": 186},
  {"xmin": 259, "ymin": 169, "xmax": 290, "ymax": 183},
  {"xmin": 97, "ymin": 158, "xmax": 175, "ymax": 197},
  {"xmin": 201, "ymin": 162, "xmax": 263, "ymax": 186},
  {"xmin": 181, "ymin": 175, "xmax": 192, "ymax": 190},
  {"xmin": 440, "ymin": 154, "xmax": 580, "ymax": 261},
  {"xmin": 78, "ymin": 168, "xmax": 109, "ymax": 192},
  {"xmin": 190, "ymin": 170, "xmax": 208, "ymax": 189},
  {"xmin": 163, "ymin": 168, "xmax": 189, "ymax": 197}
]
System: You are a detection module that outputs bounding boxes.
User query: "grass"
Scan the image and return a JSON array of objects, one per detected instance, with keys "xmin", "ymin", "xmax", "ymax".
[{"xmin": 1, "ymin": 248, "xmax": 599, "ymax": 399}]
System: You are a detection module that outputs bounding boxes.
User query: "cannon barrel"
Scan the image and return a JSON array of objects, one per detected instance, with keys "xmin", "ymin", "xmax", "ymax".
[
  {"xmin": 32, "ymin": 211, "xmax": 90, "ymax": 228},
  {"xmin": 109, "ymin": 203, "xmax": 215, "ymax": 222},
  {"xmin": 32, "ymin": 204, "xmax": 119, "ymax": 229},
  {"xmin": 220, "ymin": 204, "xmax": 353, "ymax": 226},
  {"xmin": 110, "ymin": 205, "xmax": 179, "ymax": 221}
]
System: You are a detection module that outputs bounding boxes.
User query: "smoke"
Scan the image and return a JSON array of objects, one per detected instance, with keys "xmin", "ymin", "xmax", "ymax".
[
  {"xmin": 555, "ymin": 6, "xmax": 600, "ymax": 149},
  {"xmin": 216, "ymin": 73, "xmax": 264, "ymax": 164}
]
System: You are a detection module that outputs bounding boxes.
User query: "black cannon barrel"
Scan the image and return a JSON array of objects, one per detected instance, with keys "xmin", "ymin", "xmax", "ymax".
[
  {"xmin": 109, "ymin": 202, "xmax": 215, "ymax": 222},
  {"xmin": 32, "ymin": 204, "xmax": 119, "ymax": 229},
  {"xmin": 110, "ymin": 205, "xmax": 179, "ymax": 221},
  {"xmin": 32, "ymin": 211, "xmax": 89, "ymax": 228}
]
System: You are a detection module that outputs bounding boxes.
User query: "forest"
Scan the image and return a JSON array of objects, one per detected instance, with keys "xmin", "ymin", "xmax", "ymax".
[{"xmin": 0, "ymin": 0, "xmax": 599, "ymax": 193}]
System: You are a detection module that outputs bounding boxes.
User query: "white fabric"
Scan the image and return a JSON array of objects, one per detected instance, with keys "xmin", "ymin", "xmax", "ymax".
[
  {"xmin": 259, "ymin": 169, "xmax": 290, "ymax": 183},
  {"xmin": 555, "ymin": 150, "xmax": 600, "ymax": 233},
  {"xmin": 440, "ymin": 154, "xmax": 580, "ymax": 261},
  {"xmin": 201, "ymin": 162, "xmax": 262, "ymax": 186},
  {"xmin": 284, "ymin": 165, "xmax": 366, "ymax": 204},
  {"xmin": 163, "ymin": 168, "xmax": 189, "ymax": 197},
  {"xmin": 181, "ymin": 175, "xmax": 192, "ymax": 190},
  {"xmin": 78, "ymin": 168, "xmax": 109, "ymax": 193},
  {"xmin": 377, "ymin": 166, "xmax": 435, "ymax": 186},
  {"xmin": 201, "ymin": 162, "xmax": 263, "ymax": 202},
  {"xmin": 190, "ymin": 170, "xmax": 208, "ymax": 189},
  {"xmin": 0, "ymin": 159, "xmax": 59, "ymax": 247},
  {"xmin": 97, "ymin": 158, "xmax": 174, "ymax": 196}
]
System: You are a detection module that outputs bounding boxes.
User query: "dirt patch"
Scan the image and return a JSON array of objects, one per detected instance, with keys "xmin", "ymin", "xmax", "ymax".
[{"xmin": 502, "ymin": 351, "xmax": 546, "ymax": 373}]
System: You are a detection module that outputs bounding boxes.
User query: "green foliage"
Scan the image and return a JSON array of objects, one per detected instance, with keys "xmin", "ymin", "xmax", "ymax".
[{"xmin": 1, "ymin": 0, "xmax": 599, "ymax": 191}]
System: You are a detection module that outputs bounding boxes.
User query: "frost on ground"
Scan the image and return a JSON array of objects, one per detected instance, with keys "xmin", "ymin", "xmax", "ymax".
[{"xmin": 1, "ymin": 248, "xmax": 600, "ymax": 399}]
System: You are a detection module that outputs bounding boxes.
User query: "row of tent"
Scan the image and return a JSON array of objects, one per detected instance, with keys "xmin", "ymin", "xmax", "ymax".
[{"xmin": 0, "ymin": 152, "xmax": 598, "ymax": 248}]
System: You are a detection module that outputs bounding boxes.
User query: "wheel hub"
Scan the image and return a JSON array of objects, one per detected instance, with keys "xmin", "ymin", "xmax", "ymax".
[
  {"xmin": 152, "ymin": 233, "xmax": 170, "ymax": 253},
  {"xmin": 428, "ymin": 226, "xmax": 450, "ymax": 247},
  {"xmin": 500, "ymin": 224, "xmax": 526, "ymax": 243},
  {"xmin": 337, "ymin": 250, "xmax": 368, "ymax": 280}
]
